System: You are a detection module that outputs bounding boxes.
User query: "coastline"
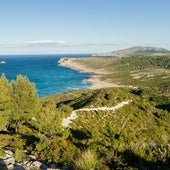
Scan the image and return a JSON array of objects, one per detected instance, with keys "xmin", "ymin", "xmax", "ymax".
[{"xmin": 58, "ymin": 58, "xmax": 123, "ymax": 89}]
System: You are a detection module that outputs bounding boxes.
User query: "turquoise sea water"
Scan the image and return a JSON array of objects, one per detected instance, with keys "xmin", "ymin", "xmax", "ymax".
[{"xmin": 0, "ymin": 54, "xmax": 92, "ymax": 97}]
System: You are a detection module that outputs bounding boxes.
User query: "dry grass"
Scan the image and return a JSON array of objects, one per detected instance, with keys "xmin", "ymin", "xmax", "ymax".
[{"xmin": 74, "ymin": 149, "xmax": 101, "ymax": 170}]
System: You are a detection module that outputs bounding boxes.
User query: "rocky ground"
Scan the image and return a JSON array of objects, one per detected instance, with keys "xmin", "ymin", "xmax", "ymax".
[{"xmin": 0, "ymin": 149, "xmax": 68, "ymax": 170}]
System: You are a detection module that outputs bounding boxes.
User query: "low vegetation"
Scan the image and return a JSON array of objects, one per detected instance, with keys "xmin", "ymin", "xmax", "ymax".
[
  {"xmin": 74, "ymin": 149, "xmax": 102, "ymax": 170},
  {"xmin": 0, "ymin": 55, "xmax": 170, "ymax": 169},
  {"xmin": 72, "ymin": 55, "xmax": 170, "ymax": 90}
]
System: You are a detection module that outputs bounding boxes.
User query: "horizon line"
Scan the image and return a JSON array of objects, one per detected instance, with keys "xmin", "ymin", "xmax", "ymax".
[{"xmin": 0, "ymin": 53, "xmax": 94, "ymax": 56}]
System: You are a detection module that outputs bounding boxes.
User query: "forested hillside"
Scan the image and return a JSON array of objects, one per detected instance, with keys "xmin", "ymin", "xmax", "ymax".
[{"xmin": 0, "ymin": 73, "xmax": 170, "ymax": 169}]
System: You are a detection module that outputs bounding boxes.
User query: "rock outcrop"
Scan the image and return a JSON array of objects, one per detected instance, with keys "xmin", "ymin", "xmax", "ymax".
[{"xmin": 0, "ymin": 149, "xmax": 67, "ymax": 170}]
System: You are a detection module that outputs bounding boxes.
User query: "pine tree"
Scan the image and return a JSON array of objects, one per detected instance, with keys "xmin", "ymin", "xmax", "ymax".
[
  {"xmin": 10, "ymin": 75, "xmax": 40, "ymax": 133},
  {"xmin": 0, "ymin": 74, "xmax": 13, "ymax": 131},
  {"xmin": 34, "ymin": 106, "xmax": 63, "ymax": 137}
]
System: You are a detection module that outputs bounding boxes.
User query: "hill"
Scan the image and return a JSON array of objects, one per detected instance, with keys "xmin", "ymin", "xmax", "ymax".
[
  {"xmin": 0, "ymin": 55, "xmax": 170, "ymax": 169},
  {"xmin": 41, "ymin": 87, "xmax": 170, "ymax": 169},
  {"xmin": 92, "ymin": 46, "xmax": 170, "ymax": 57}
]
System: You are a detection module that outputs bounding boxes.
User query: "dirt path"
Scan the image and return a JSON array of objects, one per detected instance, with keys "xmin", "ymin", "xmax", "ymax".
[{"xmin": 62, "ymin": 100, "xmax": 131, "ymax": 128}]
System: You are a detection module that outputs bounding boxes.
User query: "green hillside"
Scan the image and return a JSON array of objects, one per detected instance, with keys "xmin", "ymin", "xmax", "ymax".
[
  {"xmin": 70, "ymin": 55, "xmax": 170, "ymax": 92},
  {"xmin": 0, "ymin": 55, "xmax": 170, "ymax": 169}
]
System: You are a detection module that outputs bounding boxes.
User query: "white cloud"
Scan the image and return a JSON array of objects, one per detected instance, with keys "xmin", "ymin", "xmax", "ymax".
[
  {"xmin": 24, "ymin": 40, "xmax": 65, "ymax": 45},
  {"xmin": 1, "ymin": 40, "xmax": 165, "ymax": 55}
]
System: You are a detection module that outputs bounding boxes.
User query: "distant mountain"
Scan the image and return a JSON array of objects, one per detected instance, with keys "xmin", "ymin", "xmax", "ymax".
[{"xmin": 92, "ymin": 46, "xmax": 170, "ymax": 57}]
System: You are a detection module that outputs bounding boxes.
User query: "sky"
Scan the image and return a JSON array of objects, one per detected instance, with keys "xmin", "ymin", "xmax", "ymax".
[{"xmin": 0, "ymin": 0, "xmax": 170, "ymax": 54}]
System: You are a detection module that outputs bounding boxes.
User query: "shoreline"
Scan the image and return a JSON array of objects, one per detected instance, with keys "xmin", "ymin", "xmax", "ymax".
[{"xmin": 58, "ymin": 58, "xmax": 123, "ymax": 89}]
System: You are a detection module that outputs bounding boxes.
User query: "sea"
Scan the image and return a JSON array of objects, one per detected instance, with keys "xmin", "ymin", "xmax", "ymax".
[{"xmin": 0, "ymin": 54, "xmax": 92, "ymax": 98}]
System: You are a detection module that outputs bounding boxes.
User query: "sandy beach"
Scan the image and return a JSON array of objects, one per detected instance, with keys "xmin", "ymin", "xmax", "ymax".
[{"xmin": 58, "ymin": 58, "xmax": 122, "ymax": 89}]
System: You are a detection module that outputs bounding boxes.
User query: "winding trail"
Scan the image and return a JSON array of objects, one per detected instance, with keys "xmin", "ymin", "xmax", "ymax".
[{"xmin": 62, "ymin": 100, "xmax": 131, "ymax": 128}]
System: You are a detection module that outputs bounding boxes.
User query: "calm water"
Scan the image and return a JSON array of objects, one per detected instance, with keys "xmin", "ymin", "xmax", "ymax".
[{"xmin": 0, "ymin": 54, "xmax": 92, "ymax": 97}]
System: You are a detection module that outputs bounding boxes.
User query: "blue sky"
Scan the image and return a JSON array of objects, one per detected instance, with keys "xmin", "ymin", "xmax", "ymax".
[{"xmin": 0, "ymin": 0, "xmax": 170, "ymax": 54}]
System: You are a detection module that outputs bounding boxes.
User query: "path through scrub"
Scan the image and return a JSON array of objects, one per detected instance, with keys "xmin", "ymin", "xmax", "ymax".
[{"xmin": 62, "ymin": 100, "xmax": 132, "ymax": 128}]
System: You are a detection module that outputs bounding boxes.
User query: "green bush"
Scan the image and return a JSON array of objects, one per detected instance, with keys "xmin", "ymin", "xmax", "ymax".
[
  {"xmin": 14, "ymin": 148, "xmax": 25, "ymax": 162},
  {"xmin": 36, "ymin": 136, "xmax": 77, "ymax": 165}
]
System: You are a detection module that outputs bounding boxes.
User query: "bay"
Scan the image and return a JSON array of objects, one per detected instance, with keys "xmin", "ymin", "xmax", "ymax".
[{"xmin": 0, "ymin": 54, "xmax": 91, "ymax": 97}]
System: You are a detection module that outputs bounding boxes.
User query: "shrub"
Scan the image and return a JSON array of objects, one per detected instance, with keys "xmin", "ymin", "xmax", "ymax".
[
  {"xmin": 36, "ymin": 136, "xmax": 77, "ymax": 165},
  {"xmin": 0, "ymin": 149, "xmax": 5, "ymax": 157},
  {"xmin": 14, "ymin": 148, "xmax": 25, "ymax": 162}
]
